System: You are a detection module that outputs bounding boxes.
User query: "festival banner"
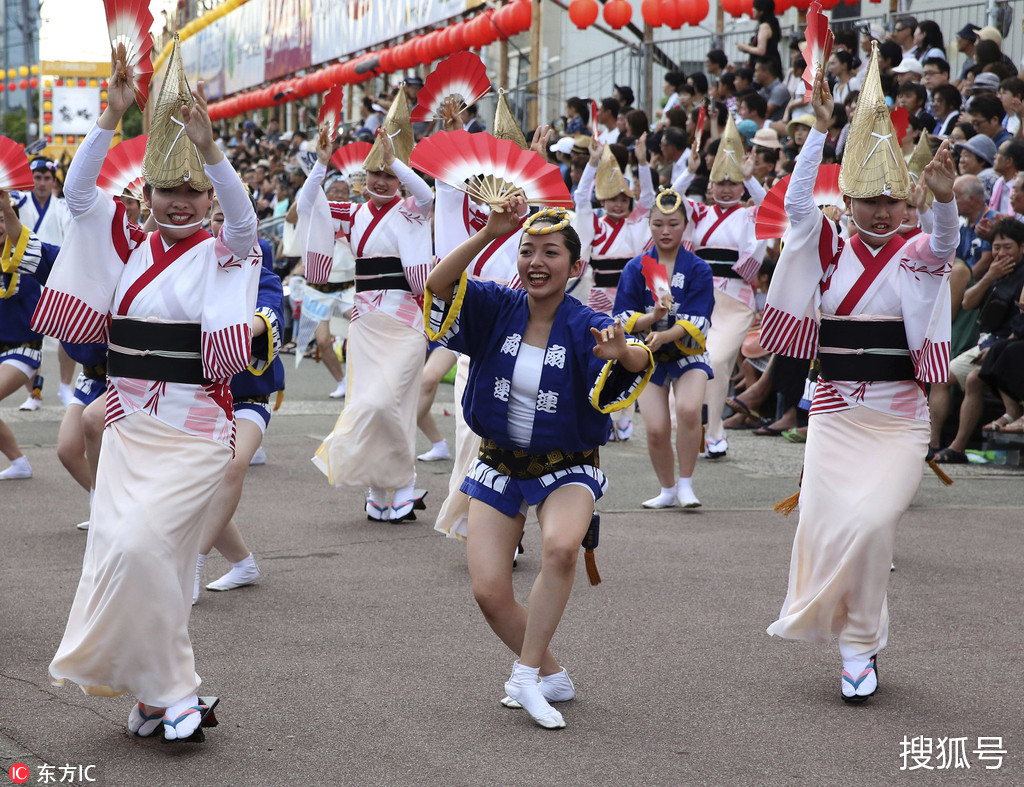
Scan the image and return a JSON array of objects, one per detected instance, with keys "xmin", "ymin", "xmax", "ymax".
[
  {"xmin": 224, "ymin": 0, "xmax": 267, "ymax": 95},
  {"xmin": 264, "ymin": 0, "xmax": 314, "ymax": 83}
]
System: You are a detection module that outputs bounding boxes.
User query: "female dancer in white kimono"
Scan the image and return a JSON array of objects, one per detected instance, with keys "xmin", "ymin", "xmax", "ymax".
[
  {"xmin": 308, "ymin": 90, "xmax": 434, "ymax": 522},
  {"xmin": 672, "ymin": 115, "xmax": 768, "ymax": 458},
  {"xmin": 762, "ymin": 55, "xmax": 957, "ymax": 703},
  {"xmin": 39, "ymin": 51, "xmax": 261, "ymax": 740}
]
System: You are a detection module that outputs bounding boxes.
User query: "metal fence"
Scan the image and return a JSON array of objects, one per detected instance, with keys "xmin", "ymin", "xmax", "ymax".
[{"xmin": 503, "ymin": 0, "xmax": 1016, "ymax": 127}]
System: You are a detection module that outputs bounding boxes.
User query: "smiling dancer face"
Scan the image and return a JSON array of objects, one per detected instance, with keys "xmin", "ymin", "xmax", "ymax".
[{"xmin": 518, "ymin": 210, "xmax": 584, "ymax": 301}]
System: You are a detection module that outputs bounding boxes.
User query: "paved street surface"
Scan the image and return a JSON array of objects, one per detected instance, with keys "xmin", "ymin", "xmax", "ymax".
[{"xmin": 2, "ymin": 344, "xmax": 1022, "ymax": 786}]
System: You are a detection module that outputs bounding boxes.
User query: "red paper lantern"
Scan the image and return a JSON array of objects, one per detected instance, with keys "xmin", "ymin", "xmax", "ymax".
[
  {"xmin": 8, "ymin": 81, "xmax": 18, "ymax": 92},
  {"xmin": 67, "ymin": 136, "xmax": 75, "ymax": 144},
  {"xmin": 29, "ymin": 77, "xmax": 38, "ymax": 89},
  {"xmin": 660, "ymin": 0, "xmax": 686, "ymax": 28},
  {"xmin": 476, "ymin": 10, "xmax": 497, "ymax": 44},
  {"xmin": 77, "ymin": 78, "xmax": 86, "ymax": 87},
  {"xmin": 604, "ymin": 0, "xmax": 632, "ymax": 29},
  {"xmin": 819, "ymin": 0, "xmax": 840, "ymax": 8},
  {"xmin": 740, "ymin": 0, "xmax": 754, "ymax": 16},
  {"xmin": 0, "ymin": 83, "xmax": 6, "ymax": 93},
  {"xmin": 101, "ymin": 79, "xmax": 109, "ymax": 88},
  {"xmin": 449, "ymin": 22, "xmax": 466, "ymax": 52},
  {"xmin": 568, "ymin": 0, "xmax": 599, "ymax": 29},
  {"xmin": 55, "ymin": 78, "xmax": 63, "ymax": 86},
  {"xmin": 687, "ymin": 0, "xmax": 709, "ymax": 24},
  {"xmin": 512, "ymin": 0, "xmax": 533, "ymax": 32},
  {"xmin": 641, "ymin": 0, "xmax": 662, "ymax": 25}
]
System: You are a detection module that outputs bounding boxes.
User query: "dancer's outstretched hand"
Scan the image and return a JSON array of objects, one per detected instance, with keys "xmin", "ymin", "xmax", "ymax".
[{"xmin": 591, "ymin": 319, "xmax": 629, "ymax": 361}]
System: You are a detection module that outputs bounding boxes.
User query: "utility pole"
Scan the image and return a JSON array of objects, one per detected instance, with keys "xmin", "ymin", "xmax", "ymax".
[{"xmin": 528, "ymin": 0, "xmax": 540, "ymax": 129}]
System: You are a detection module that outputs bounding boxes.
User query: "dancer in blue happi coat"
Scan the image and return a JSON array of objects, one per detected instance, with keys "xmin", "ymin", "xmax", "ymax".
[
  {"xmin": 614, "ymin": 188, "xmax": 715, "ymax": 509},
  {"xmin": 424, "ymin": 197, "xmax": 654, "ymax": 730}
]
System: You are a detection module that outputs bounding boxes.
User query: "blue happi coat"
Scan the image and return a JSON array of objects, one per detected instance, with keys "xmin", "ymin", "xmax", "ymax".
[
  {"xmin": 232, "ymin": 237, "xmax": 285, "ymax": 398},
  {"xmin": 613, "ymin": 247, "xmax": 715, "ymax": 386},
  {"xmin": 1, "ymin": 231, "xmax": 59, "ymax": 345},
  {"xmin": 426, "ymin": 275, "xmax": 653, "ymax": 454}
]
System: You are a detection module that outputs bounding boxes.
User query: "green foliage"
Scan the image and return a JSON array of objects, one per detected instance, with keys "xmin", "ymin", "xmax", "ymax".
[
  {"xmin": 2, "ymin": 109, "xmax": 28, "ymax": 144},
  {"xmin": 122, "ymin": 103, "xmax": 143, "ymax": 138}
]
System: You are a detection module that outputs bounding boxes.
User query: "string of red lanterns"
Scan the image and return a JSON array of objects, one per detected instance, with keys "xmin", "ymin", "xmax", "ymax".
[{"xmin": 206, "ymin": 0, "xmax": 533, "ymax": 121}]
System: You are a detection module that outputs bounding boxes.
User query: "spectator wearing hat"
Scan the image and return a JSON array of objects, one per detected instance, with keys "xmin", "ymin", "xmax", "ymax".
[
  {"xmin": 969, "ymin": 93, "xmax": 1012, "ymax": 147},
  {"xmin": 752, "ymin": 127, "xmax": 781, "ymax": 151},
  {"xmin": 997, "ymin": 77, "xmax": 1024, "ymax": 138},
  {"xmin": 736, "ymin": 118, "xmax": 759, "ymax": 146},
  {"xmin": 892, "ymin": 57, "xmax": 923, "ymax": 87},
  {"xmin": 783, "ymin": 114, "xmax": 814, "ymax": 159},
  {"xmin": 956, "ymin": 133, "xmax": 999, "ymax": 196},
  {"xmin": 931, "ymin": 83, "xmax": 963, "ymax": 138},
  {"xmin": 955, "ymin": 24, "xmax": 982, "ymax": 84}
]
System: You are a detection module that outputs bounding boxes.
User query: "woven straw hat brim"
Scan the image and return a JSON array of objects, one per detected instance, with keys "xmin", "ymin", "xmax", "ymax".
[
  {"xmin": 709, "ymin": 113, "xmax": 745, "ymax": 184},
  {"xmin": 142, "ymin": 37, "xmax": 211, "ymax": 192},
  {"xmin": 838, "ymin": 41, "xmax": 911, "ymax": 200},
  {"xmin": 364, "ymin": 86, "xmax": 415, "ymax": 173}
]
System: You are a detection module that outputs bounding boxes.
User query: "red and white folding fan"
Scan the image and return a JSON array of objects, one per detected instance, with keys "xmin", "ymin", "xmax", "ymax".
[
  {"xmin": 329, "ymin": 141, "xmax": 372, "ymax": 197},
  {"xmin": 640, "ymin": 256, "xmax": 670, "ymax": 301},
  {"xmin": 318, "ymin": 84, "xmax": 344, "ymax": 148},
  {"xmin": 755, "ymin": 164, "xmax": 843, "ymax": 240},
  {"xmin": 410, "ymin": 52, "xmax": 491, "ymax": 123},
  {"xmin": 692, "ymin": 106, "xmax": 707, "ymax": 156},
  {"xmin": 0, "ymin": 138, "xmax": 33, "ymax": 191},
  {"xmin": 411, "ymin": 130, "xmax": 572, "ymax": 210},
  {"xmin": 96, "ymin": 134, "xmax": 147, "ymax": 200},
  {"xmin": 800, "ymin": 1, "xmax": 834, "ymax": 102},
  {"xmin": 103, "ymin": 0, "xmax": 156, "ymax": 109}
]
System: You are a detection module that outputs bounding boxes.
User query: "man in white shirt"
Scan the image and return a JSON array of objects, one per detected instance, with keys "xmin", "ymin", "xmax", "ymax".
[{"xmin": 597, "ymin": 98, "xmax": 621, "ymax": 145}]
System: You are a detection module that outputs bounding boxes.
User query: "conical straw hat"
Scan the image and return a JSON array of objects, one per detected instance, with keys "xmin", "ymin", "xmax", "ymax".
[
  {"xmin": 708, "ymin": 112, "xmax": 745, "ymax": 184},
  {"xmin": 906, "ymin": 132, "xmax": 935, "ymax": 207},
  {"xmin": 493, "ymin": 89, "xmax": 528, "ymax": 150},
  {"xmin": 594, "ymin": 143, "xmax": 633, "ymax": 201},
  {"xmin": 838, "ymin": 41, "xmax": 911, "ymax": 200},
  {"xmin": 142, "ymin": 36, "xmax": 211, "ymax": 192},
  {"xmin": 364, "ymin": 85, "xmax": 415, "ymax": 174}
]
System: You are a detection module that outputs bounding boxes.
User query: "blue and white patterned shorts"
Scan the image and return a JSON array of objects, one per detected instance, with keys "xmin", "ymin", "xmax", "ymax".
[
  {"xmin": 71, "ymin": 373, "xmax": 107, "ymax": 407},
  {"xmin": 234, "ymin": 400, "xmax": 271, "ymax": 434},
  {"xmin": 461, "ymin": 459, "xmax": 607, "ymax": 519},
  {"xmin": 0, "ymin": 345, "xmax": 42, "ymax": 380}
]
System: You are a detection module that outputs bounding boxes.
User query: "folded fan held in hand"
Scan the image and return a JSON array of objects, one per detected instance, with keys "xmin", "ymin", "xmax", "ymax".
[
  {"xmin": 410, "ymin": 130, "xmax": 572, "ymax": 211},
  {"xmin": 103, "ymin": 0, "xmax": 155, "ymax": 109},
  {"xmin": 801, "ymin": 1, "xmax": 834, "ymax": 102},
  {"xmin": 318, "ymin": 85, "xmax": 344, "ymax": 149}
]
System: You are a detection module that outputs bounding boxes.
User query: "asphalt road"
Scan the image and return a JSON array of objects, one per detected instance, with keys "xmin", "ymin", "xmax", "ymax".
[{"xmin": 2, "ymin": 344, "xmax": 1022, "ymax": 786}]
